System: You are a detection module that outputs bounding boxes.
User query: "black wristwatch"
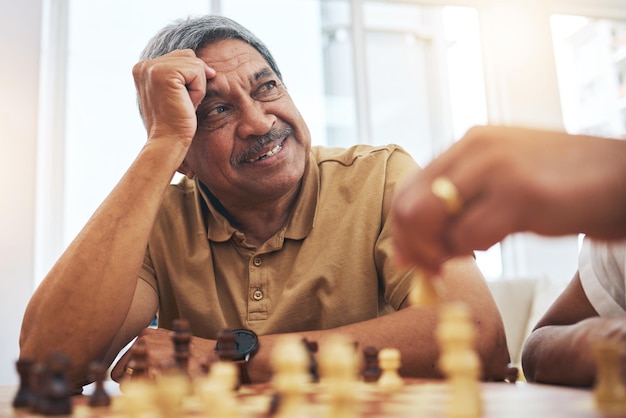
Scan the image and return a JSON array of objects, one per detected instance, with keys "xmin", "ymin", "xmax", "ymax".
[{"xmin": 214, "ymin": 329, "xmax": 259, "ymax": 384}]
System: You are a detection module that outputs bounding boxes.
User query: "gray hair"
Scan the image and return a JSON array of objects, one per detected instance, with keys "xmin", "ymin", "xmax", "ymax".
[{"xmin": 140, "ymin": 15, "xmax": 283, "ymax": 82}]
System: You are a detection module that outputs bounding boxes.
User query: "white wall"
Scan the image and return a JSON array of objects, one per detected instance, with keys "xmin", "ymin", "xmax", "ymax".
[{"xmin": 0, "ymin": 0, "xmax": 42, "ymax": 384}]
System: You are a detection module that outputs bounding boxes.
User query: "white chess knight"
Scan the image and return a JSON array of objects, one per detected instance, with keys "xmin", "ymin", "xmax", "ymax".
[{"xmin": 436, "ymin": 302, "xmax": 482, "ymax": 418}]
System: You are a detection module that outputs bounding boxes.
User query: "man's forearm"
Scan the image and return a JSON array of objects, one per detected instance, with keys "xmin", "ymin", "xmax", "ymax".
[
  {"xmin": 19, "ymin": 141, "xmax": 187, "ymax": 384},
  {"xmin": 250, "ymin": 305, "xmax": 508, "ymax": 383}
]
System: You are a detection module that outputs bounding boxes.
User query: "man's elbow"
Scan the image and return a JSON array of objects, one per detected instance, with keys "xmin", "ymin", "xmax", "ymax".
[{"xmin": 478, "ymin": 321, "xmax": 511, "ymax": 381}]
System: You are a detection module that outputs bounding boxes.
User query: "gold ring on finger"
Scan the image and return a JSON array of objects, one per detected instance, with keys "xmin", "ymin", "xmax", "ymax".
[{"xmin": 431, "ymin": 176, "xmax": 463, "ymax": 215}]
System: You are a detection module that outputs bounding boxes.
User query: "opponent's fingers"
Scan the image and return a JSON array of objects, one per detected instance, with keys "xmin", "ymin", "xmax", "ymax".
[
  {"xmin": 447, "ymin": 194, "xmax": 517, "ymax": 255},
  {"xmin": 392, "ymin": 187, "xmax": 452, "ymax": 273},
  {"xmin": 393, "ymin": 234, "xmax": 450, "ymax": 274}
]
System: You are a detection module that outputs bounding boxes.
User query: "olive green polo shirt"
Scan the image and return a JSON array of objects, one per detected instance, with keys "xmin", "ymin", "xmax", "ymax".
[{"xmin": 140, "ymin": 144, "xmax": 416, "ymax": 338}]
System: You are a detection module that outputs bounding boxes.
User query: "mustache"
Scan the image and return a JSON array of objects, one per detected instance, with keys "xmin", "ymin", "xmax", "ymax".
[{"xmin": 232, "ymin": 126, "xmax": 294, "ymax": 165}]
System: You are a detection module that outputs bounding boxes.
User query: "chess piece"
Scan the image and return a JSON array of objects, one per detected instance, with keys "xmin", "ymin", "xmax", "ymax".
[
  {"xmin": 13, "ymin": 358, "xmax": 36, "ymax": 409},
  {"xmin": 155, "ymin": 371, "xmax": 192, "ymax": 418},
  {"xmin": 362, "ymin": 346, "xmax": 382, "ymax": 383},
  {"xmin": 591, "ymin": 340, "xmax": 626, "ymax": 415},
  {"xmin": 215, "ymin": 329, "xmax": 238, "ymax": 362},
  {"xmin": 118, "ymin": 378, "xmax": 156, "ymax": 418},
  {"xmin": 271, "ymin": 335, "xmax": 311, "ymax": 418},
  {"xmin": 409, "ymin": 269, "xmax": 445, "ymax": 307},
  {"xmin": 120, "ymin": 338, "xmax": 151, "ymax": 396},
  {"xmin": 504, "ymin": 363, "xmax": 519, "ymax": 384},
  {"xmin": 126, "ymin": 338, "xmax": 150, "ymax": 379},
  {"xmin": 377, "ymin": 348, "xmax": 403, "ymax": 393},
  {"xmin": 40, "ymin": 351, "xmax": 73, "ymax": 416},
  {"xmin": 88, "ymin": 362, "xmax": 112, "ymax": 407},
  {"xmin": 196, "ymin": 361, "xmax": 239, "ymax": 418},
  {"xmin": 318, "ymin": 335, "xmax": 359, "ymax": 418},
  {"xmin": 302, "ymin": 338, "xmax": 319, "ymax": 383},
  {"xmin": 436, "ymin": 302, "xmax": 482, "ymax": 418},
  {"xmin": 172, "ymin": 318, "xmax": 192, "ymax": 373},
  {"xmin": 29, "ymin": 362, "xmax": 48, "ymax": 415}
]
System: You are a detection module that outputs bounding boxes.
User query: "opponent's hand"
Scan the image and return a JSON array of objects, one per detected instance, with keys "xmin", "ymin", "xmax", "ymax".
[
  {"xmin": 132, "ymin": 49, "xmax": 216, "ymax": 148},
  {"xmin": 110, "ymin": 327, "xmax": 217, "ymax": 382},
  {"xmin": 391, "ymin": 125, "xmax": 626, "ymax": 273}
]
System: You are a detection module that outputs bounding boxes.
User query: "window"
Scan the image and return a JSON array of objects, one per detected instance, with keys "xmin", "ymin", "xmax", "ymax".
[{"xmin": 551, "ymin": 15, "xmax": 626, "ymax": 138}]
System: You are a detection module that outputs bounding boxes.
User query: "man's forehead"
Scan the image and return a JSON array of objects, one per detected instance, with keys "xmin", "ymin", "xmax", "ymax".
[
  {"xmin": 198, "ymin": 39, "xmax": 268, "ymax": 73},
  {"xmin": 198, "ymin": 40, "xmax": 276, "ymax": 100}
]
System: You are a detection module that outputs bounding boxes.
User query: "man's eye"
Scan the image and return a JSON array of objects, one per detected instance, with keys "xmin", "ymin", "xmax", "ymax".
[
  {"xmin": 208, "ymin": 105, "xmax": 228, "ymax": 116},
  {"xmin": 259, "ymin": 80, "xmax": 277, "ymax": 92},
  {"xmin": 255, "ymin": 80, "xmax": 282, "ymax": 99}
]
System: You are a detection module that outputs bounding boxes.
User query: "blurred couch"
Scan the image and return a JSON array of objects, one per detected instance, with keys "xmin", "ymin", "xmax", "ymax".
[{"xmin": 487, "ymin": 277, "xmax": 569, "ymax": 370}]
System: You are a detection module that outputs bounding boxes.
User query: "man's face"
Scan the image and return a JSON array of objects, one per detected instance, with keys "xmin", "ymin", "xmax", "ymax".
[{"xmin": 183, "ymin": 39, "xmax": 311, "ymax": 206}]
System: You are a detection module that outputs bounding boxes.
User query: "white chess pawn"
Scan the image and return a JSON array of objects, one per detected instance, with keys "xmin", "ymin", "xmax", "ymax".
[
  {"xmin": 377, "ymin": 348, "xmax": 403, "ymax": 394},
  {"xmin": 271, "ymin": 335, "xmax": 311, "ymax": 418},
  {"xmin": 318, "ymin": 335, "xmax": 360, "ymax": 418},
  {"xmin": 436, "ymin": 302, "xmax": 482, "ymax": 418},
  {"xmin": 196, "ymin": 362, "xmax": 239, "ymax": 418},
  {"xmin": 116, "ymin": 378, "xmax": 156, "ymax": 418},
  {"xmin": 154, "ymin": 371, "xmax": 190, "ymax": 418}
]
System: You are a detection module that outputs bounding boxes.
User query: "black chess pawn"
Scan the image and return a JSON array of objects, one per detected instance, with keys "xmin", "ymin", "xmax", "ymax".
[
  {"xmin": 13, "ymin": 358, "xmax": 36, "ymax": 409},
  {"xmin": 504, "ymin": 363, "xmax": 519, "ymax": 384},
  {"xmin": 29, "ymin": 362, "xmax": 48, "ymax": 415},
  {"xmin": 362, "ymin": 346, "xmax": 382, "ymax": 383},
  {"xmin": 88, "ymin": 362, "xmax": 111, "ymax": 407},
  {"xmin": 172, "ymin": 318, "xmax": 192, "ymax": 372},
  {"xmin": 215, "ymin": 329, "xmax": 237, "ymax": 362},
  {"xmin": 301, "ymin": 338, "xmax": 319, "ymax": 383},
  {"xmin": 126, "ymin": 338, "xmax": 150, "ymax": 380},
  {"xmin": 40, "ymin": 351, "xmax": 73, "ymax": 416},
  {"xmin": 215, "ymin": 329, "xmax": 243, "ymax": 388}
]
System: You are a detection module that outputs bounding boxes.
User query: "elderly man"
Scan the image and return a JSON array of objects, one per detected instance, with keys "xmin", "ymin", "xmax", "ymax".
[{"xmin": 19, "ymin": 16, "xmax": 508, "ymax": 392}]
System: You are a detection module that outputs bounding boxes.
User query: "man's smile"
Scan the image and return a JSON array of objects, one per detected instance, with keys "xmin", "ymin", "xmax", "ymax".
[{"xmin": 247, "ymin": 139, "xmax": 286, "ymax": 163}]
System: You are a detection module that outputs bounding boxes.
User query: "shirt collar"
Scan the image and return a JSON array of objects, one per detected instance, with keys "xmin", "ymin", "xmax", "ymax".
[{"xmin": 197, "ymin": 152, "xmax": 318, "ymax": 243}]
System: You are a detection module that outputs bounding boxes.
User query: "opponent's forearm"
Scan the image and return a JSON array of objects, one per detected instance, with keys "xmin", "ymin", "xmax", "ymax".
[
  {"xmin": 19, "ymin": 140, "xmax": 187, "ymax": 379},
  {"xmin": 601, "ymin": 140, "xmax": 626, "ymax": 238},
  {"xmin": 522, "ymin": 324, "xmax": 596, "ymax": 386}
]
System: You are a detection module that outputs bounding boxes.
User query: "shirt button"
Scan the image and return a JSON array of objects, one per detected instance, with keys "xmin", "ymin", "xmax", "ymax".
[
  {"xmin": 253, "ymin": 257, "xmax": 262, "ymax": 267},
  {"xmin": 252, "ymin": 289, "xmax": 264, "ymax": 301}
]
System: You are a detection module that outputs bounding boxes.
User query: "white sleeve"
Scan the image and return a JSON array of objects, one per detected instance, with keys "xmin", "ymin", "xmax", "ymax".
[{"xmin": 578, "ymin": 237, "xmax": 626, "ymax": 316}]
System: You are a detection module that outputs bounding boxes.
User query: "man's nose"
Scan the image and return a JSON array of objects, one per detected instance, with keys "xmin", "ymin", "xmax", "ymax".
[{"xmin": 236, "ymin": 101, "xmax": 276, "ymax": 139}]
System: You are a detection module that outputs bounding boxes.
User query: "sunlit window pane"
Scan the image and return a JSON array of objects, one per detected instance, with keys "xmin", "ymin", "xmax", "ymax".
[{"xmin": 551, "ymin": 15, "xmax": 626, "ymax": 138}]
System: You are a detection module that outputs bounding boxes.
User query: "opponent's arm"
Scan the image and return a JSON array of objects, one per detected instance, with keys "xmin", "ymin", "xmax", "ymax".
[
  {"xmin": 520, "ymin": 272, "xmax": 625, "ymax": 386},
  {"xmin": 392, "ymin": 126, "xmax": 626, "ymax": 274},
  {"xmin": 19, "ymin": 50, "xmax": 215, "ymax": 389}
]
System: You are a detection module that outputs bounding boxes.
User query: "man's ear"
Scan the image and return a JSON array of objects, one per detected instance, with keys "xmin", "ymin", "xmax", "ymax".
[{"xmin": 177, "ymin": 160, "xmax": 196, "ymax": 179}]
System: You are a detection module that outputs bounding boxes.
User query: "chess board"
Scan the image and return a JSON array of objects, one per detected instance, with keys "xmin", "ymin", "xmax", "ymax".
[{"xmin": 0, "ymin": 379, "xmax": 603, "ymax": 418}]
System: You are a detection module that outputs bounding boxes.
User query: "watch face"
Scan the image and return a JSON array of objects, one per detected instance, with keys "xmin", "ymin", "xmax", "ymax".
[
  {"xmin": 215, "ymin": 329, "xmax": 259, "ymax": 361},
  {"xmin": 234, "ymin": 329, "xmax": 258, "ymax": 355}
]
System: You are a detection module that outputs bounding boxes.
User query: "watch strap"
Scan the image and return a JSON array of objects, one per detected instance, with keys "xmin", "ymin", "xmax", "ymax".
[{"xmin": 234, "ymin": 358, "xmax": 252, "ymax": 385}]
